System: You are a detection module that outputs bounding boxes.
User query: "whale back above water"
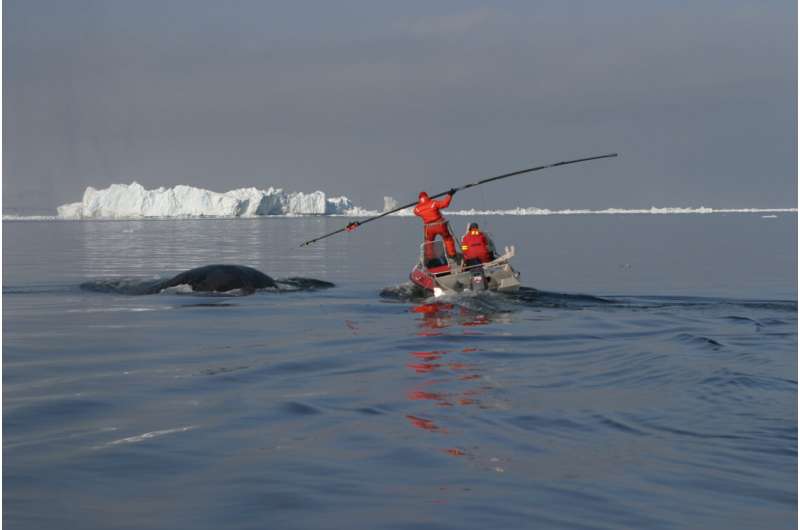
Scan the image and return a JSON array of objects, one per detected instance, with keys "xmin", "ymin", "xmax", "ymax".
[
  {"xmin": 80, "ymin": 264, "xmax": 332, "ymax": 295},
  {"xmin": 161, "ymin": 264, "xmax": 276, "ymax": 293}
]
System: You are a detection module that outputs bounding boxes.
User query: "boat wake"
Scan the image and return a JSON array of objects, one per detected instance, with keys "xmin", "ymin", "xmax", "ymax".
[
  {"xmin": 380, "ymin": 282, "xmax": 615, "ymax": 309},
  {"xmin": 380, "ymin": 283, "xmax": 796, "ymax": 315}
]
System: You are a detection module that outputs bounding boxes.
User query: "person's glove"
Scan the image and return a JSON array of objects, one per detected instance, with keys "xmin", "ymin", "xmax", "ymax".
[
  {"xmin": 345, "ymin": 222, "xmax": 359, "ymax": 232},
  {"xmin": 448, "ymin": 188, "xmax": 458, "ymax": 196}
]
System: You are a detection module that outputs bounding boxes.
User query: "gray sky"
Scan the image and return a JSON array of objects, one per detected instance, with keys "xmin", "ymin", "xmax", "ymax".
[{"xmin": 4, "ymin": 0, "xmax": 797, "ymax": 214}]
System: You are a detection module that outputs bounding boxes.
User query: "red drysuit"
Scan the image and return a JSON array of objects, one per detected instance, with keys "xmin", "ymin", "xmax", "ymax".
[
  {"xmin": 461, "ymin": 228, "xmax": 494, "ymax": 263},
  {"xmin": 414, "ymin": 192, "xmax": 457, "ymax": 258}
]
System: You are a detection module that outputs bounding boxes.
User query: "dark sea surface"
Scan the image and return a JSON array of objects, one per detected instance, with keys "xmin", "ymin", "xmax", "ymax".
[{"xmin": 3, "ymin": 214, "xmax": 797, "ymax": 529}]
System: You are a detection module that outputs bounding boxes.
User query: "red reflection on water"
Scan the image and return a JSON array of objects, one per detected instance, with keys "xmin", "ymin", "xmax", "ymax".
[
  {"xmin": 410, "ymin": 350, "xmax": 445, "ymax": 361},
  {"xmin": 413, "ymin": 303, "xmax": 455, "ymax": 334},
  {"xmin": 407, "ymin": 349, "xmax": 449, "ymax": 373},
  {"xmin": 345, "ymin": 320, "xmax": 359, "ymax": 334},
  {"xmin": 413, "ymin": 302, "xmax": 494, "ymax": 332},
  {"xmin": 406, "ymin": 362, "xmax": 442, "ymax": 374},
  {"xmin": 403, "ymin": 302, "xmax": 502, "ymax": 465},
  {"xmin": 408, "ymin": 390, "xmax": 445, "ymax": 401},
  {"xmin": 462, "ymin": 314, "xmax": 490, "ymax": 327},
  {"xmin": 408, "ymin": 389, "xmax": 453, "ymax": 407},
  {"xmin": 405, "ymin": 414, "xmax": 444, "ymax": 432},
  {"xmin": 412, "ymin": 303, "xmax": 454, "ymax": 314}
]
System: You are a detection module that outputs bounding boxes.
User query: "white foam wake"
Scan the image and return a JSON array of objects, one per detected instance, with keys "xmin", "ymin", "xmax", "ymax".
[{"xmin": 94, "ymin": 425, "xmax": 197, "ymax": 448}]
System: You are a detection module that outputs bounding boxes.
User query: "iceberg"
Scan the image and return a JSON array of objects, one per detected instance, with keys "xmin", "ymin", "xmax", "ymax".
[
  {"xmin": 383, "ymin": 196, "xmax": 399, "ymax": 212},
  {"xmin": 57, "ymin": 182, "xmax": 359, "ymax": 219},
  {"xmin": 381, "ymin": 196, "xmax": 415, "ymax": 216}
]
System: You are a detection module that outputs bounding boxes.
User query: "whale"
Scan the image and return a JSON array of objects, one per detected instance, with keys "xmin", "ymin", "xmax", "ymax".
[
  {"xmin": 160, "ymin": 264, "xmax": 276, "ymax": 293},
  {"xmin": 80, "ymin": 264, "xmax": 334, "ymax": 295}
]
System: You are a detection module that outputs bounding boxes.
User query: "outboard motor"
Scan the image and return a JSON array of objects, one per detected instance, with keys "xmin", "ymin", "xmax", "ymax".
[{"xmin": 470, "ymin": 269, "xmax": 487, "ymax": 291}]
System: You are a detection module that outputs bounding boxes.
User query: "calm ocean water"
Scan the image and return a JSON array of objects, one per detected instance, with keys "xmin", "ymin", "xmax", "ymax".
[{"xmin": 3, "ymin": 214, "xmax": 797, "ymax": 529}]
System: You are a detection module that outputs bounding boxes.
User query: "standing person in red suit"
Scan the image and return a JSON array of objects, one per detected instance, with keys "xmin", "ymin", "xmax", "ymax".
[{"xmin": 414, "ymin": 189, "xmax": 458, "ymax": 259}]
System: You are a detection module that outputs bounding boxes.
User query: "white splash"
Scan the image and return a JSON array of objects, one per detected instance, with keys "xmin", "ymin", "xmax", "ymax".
[
  {"xmin": 95, "ymin": 425, "xmax": 197, "ymax": 448},
  {"xmin": 159, "ymin": 284, "xmax": 196, "ymax": 294}
]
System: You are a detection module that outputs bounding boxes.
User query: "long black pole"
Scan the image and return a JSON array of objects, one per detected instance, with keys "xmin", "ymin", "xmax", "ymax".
[{"xmin": 299, "ymin": 152, "xmax": 618, "ymax": 247}]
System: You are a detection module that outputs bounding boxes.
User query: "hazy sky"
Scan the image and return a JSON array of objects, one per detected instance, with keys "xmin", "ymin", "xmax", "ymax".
[{"xmin": 4, "ymin": 0, "xmax": 797, "ymax": 214}]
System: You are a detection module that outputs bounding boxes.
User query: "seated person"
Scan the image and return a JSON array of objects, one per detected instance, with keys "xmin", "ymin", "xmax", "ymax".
[{"xmin": 460, "ymin": 222, "xmax": 496, "ymax": 266}]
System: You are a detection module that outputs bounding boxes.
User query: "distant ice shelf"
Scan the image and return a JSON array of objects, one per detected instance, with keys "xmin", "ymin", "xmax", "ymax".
[
  {"xmin": 441, "ymin": 207, "xmax": 798, "ymax": 216},
  {"xmin": 3, "ymin": 182, "xmax": 796, "ymax": 220}
]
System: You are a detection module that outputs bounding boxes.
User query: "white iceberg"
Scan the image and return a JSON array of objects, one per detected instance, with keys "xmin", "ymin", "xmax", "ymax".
[
  {"xmin": 383, "ymin": 196, "xmax": 399, "ymax": 212},
  {"xmin": 57, "ymin": 182, "xmax": 359, "ymax": 219}
]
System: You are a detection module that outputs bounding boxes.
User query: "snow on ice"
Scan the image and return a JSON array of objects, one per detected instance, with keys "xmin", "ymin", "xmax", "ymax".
[{"xmin": 57, "ymin": 182, "xmax": 357, "ymax": 219}]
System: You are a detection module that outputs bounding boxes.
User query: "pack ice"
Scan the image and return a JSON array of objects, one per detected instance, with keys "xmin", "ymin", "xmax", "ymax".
[{"xmin": 57, "ymin": 182, "xmax": 356, "ymax": 219}]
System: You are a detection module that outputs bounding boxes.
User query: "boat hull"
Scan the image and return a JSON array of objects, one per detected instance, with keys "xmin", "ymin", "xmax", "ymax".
[{"xmin": 410, "ymin": 246, "xmax": 521, "ymax": 297}]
